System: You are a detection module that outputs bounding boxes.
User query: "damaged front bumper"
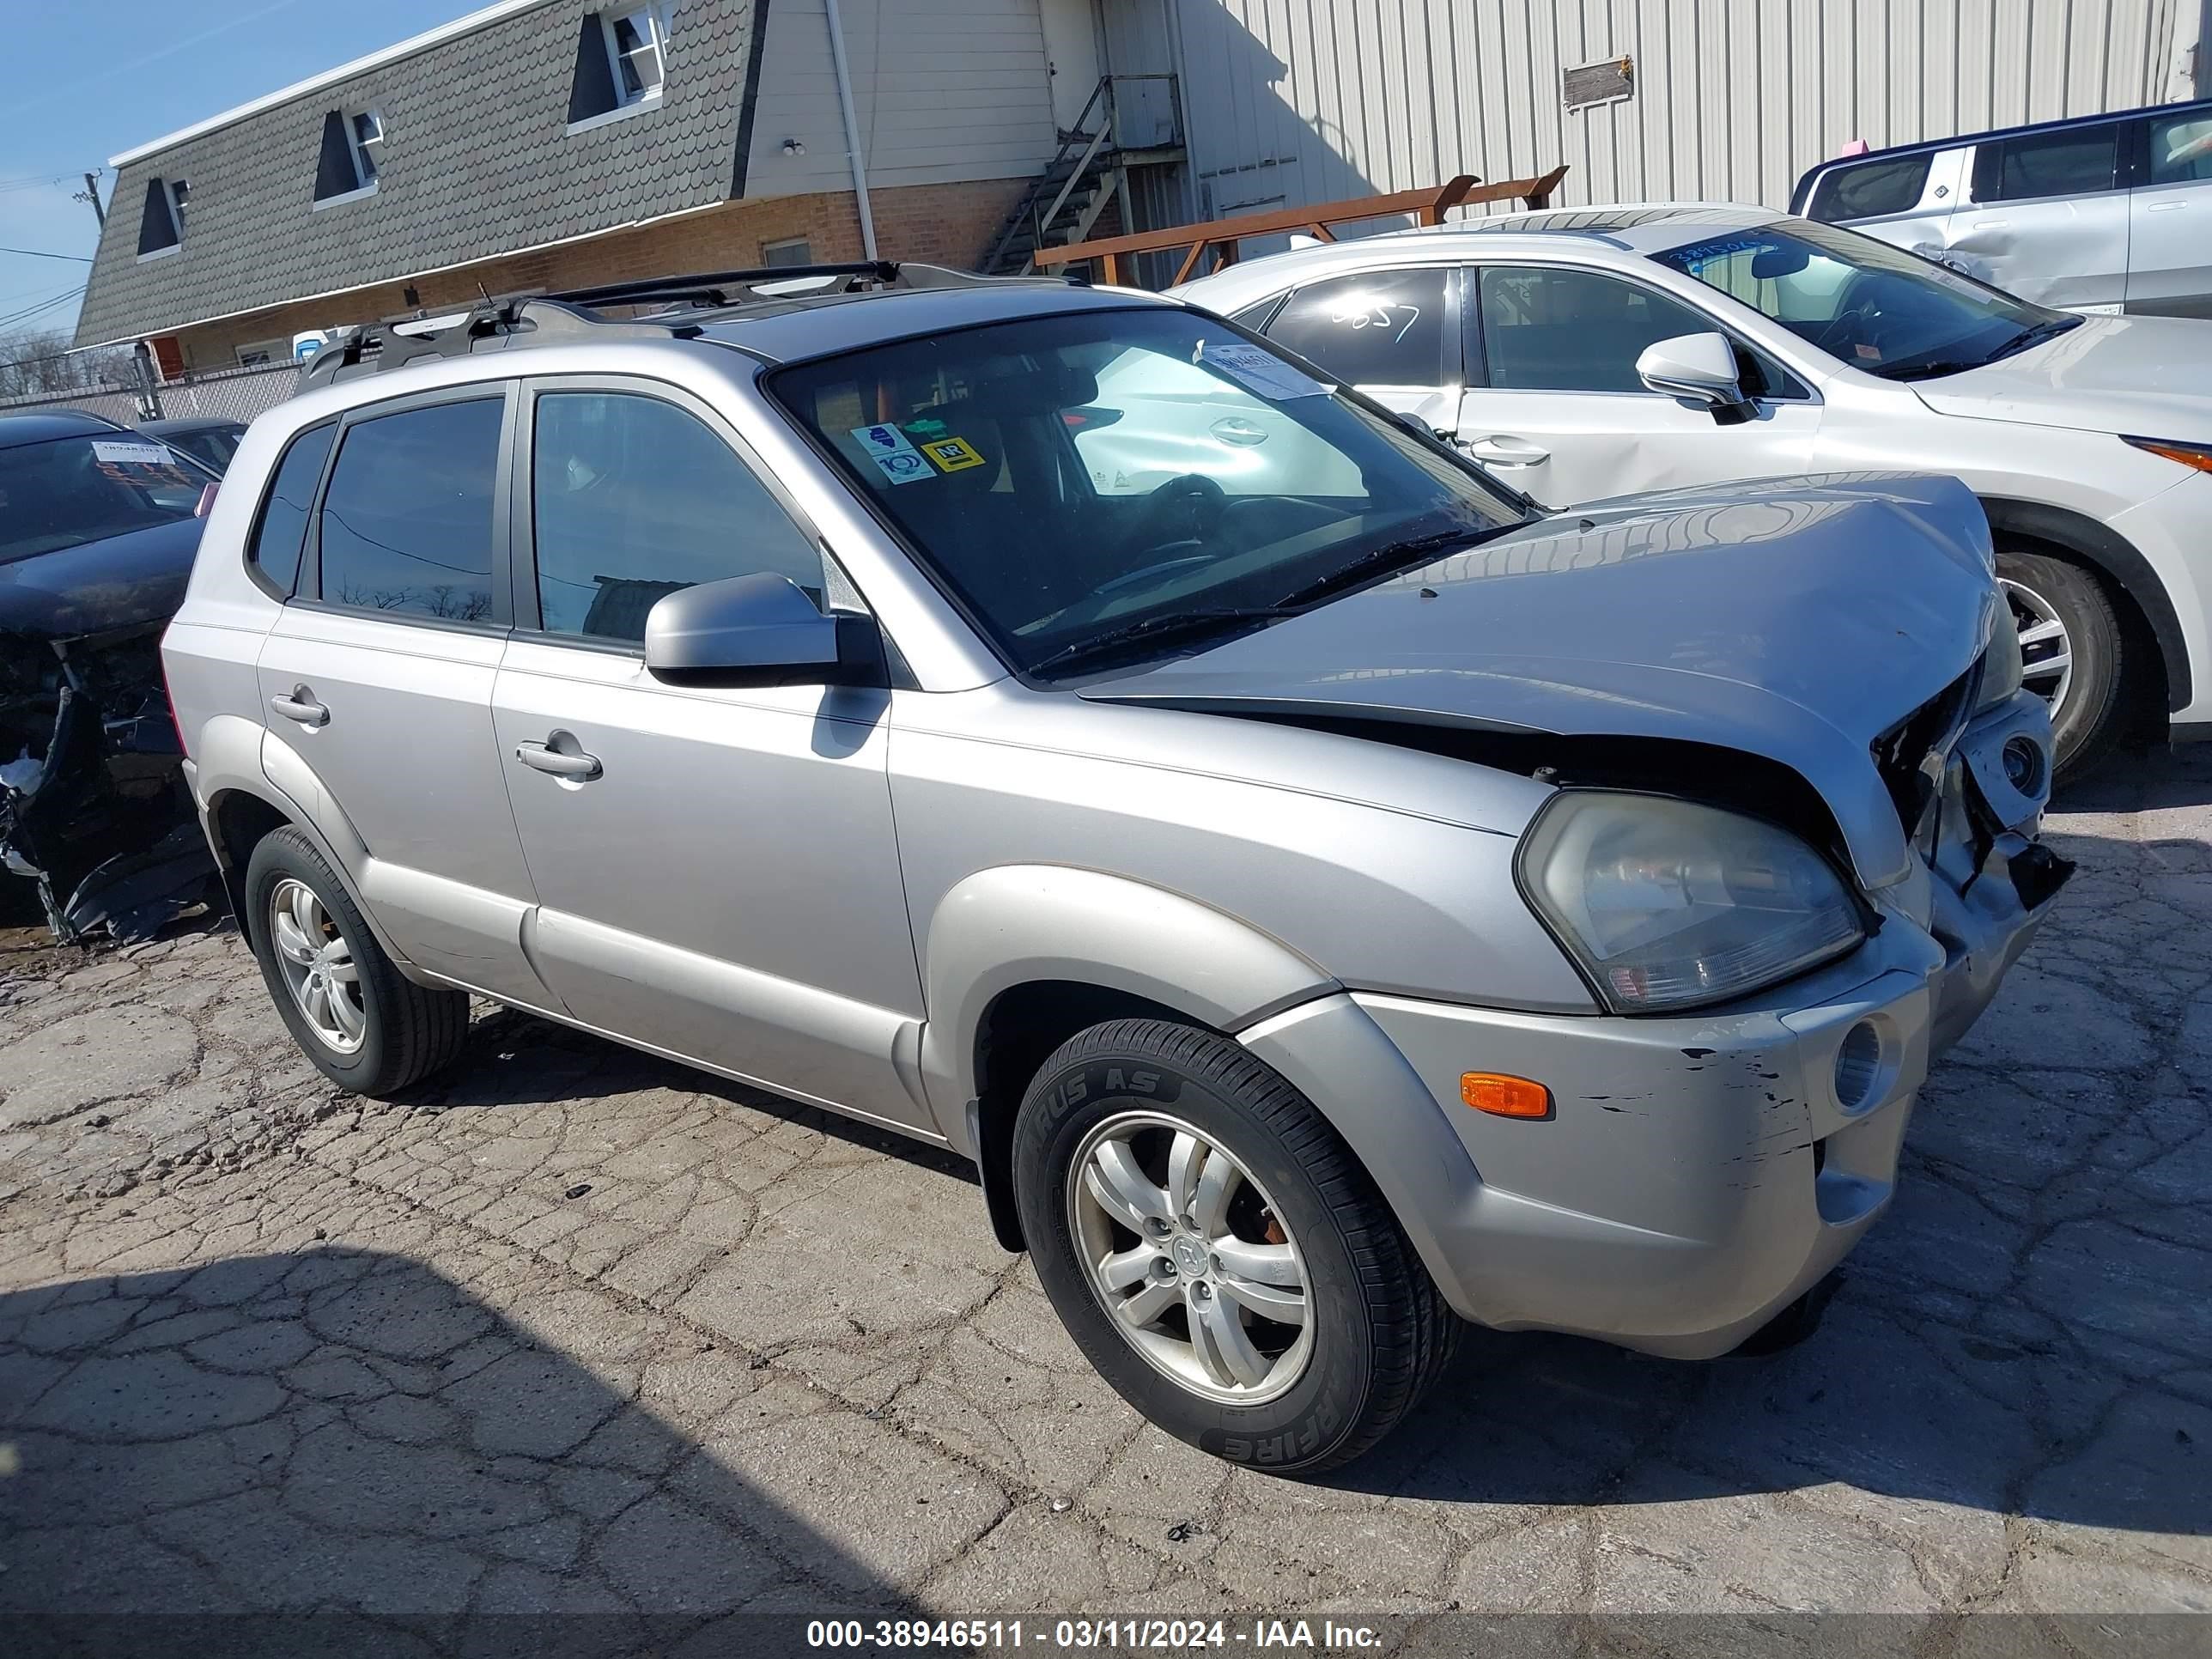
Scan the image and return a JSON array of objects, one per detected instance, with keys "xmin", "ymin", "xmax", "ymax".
[{"xmin": 1, "ymin": 623, "xmax": 216, "ymax": 943}]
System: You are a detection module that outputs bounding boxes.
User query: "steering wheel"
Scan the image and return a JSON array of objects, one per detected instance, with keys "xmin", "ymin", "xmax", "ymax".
[{"xmin": 1122, "ymin": 473, "xmax": 1228, "ymax": 556}]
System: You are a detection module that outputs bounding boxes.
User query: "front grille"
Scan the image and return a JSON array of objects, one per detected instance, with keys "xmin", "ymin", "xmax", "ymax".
[{"xmin": 1871, "ymin": 661, "xmax": 1978, "ymax": 852}]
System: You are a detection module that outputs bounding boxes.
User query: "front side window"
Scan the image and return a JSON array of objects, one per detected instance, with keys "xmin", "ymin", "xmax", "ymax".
[
  {"xmin": 1652, "ymin": 218, "xmax": 2070, "ymax": 380},
  {"xmin": 1478, "ymin": 266, "xmax": 1715, "ymax": 393},
  {"xmin": 317, "ymin": 399, "xmax": 503, "ymax": 622},
  {"xmin": 247, "ymin": 422, "xmax": 336, "ymax": 594},
  {"xmin": 1263, "ymin": 268, "xmax": 1455, "ymax": 387},
  {"xmin": 767, "ymin": 308, "xmax": 1524, "ymax": 678},
  {"xmin": 2146, "ymin": 110, "xmax": 2212, "ymax": 185},
  {"xmin": 530, "ymin": 392, "xmax": 824, "ymax": 641},
  {"xmin": 1974, "ymin": 125, "xmax": 2120, "ymax": 202},
  {"xmin": 1806, "ymin": 154, "xmax": 1932, "ymax": 222},
  {"xmin": 0, "ymin": 434, "xmax": 204, "ymax": 563}
]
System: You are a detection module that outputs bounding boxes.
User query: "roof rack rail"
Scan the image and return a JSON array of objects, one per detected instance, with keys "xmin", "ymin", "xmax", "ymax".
[{"xmin": 299, "ymin": 260, "xmax": 1081, "ymax": 391}]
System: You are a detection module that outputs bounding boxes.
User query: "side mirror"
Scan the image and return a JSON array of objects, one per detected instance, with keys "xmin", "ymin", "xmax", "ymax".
[
  {"xmin": 1637, "ymin": 331, "xmax": 1753, "ymax": 420},
  {"xmin": 643, "ymin": 572, "xmax": 883, "ymax": 688}
]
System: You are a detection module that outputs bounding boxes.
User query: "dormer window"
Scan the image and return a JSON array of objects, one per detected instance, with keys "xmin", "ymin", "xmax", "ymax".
[
  {"xmin": 568, "ymin": 3, "xmax": 665, "ymax": 130},
  {"xmin": 137, "ymin": 178, "xmax": 185, "ymax": 258},
  {"xmin": 313, "ymin": 108, "xmax": 384, "ymax": 205}
]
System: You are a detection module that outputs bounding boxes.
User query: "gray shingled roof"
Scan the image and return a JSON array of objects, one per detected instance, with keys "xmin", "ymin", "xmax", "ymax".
[{"xmin": 76, "ymin": 0, "xmax": 765, "ymax": 347}]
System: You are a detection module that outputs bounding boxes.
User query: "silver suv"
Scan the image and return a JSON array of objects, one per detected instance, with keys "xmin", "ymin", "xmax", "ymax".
[{"xmin": 164, "ymin": 264, "xmax": 2068, "ymax": 1472}]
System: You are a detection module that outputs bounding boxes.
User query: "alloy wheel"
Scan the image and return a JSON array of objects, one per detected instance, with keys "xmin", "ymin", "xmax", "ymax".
[
  {"xmin": 1067, "ymin": 1110, "xmax": 1313, "ymax": 1404},
  {"xmin": 268, "ymin": 878, "xmax": 366, "ymax": 1054},
  {"xmin": 2000, "ymin": 574, "xmax": 2074, "ymax": 725}
]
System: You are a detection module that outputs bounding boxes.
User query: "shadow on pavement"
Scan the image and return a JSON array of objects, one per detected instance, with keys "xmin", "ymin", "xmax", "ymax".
[{"xmin": 0, "ymin": 1250, "xmax": 945, "ymax": 1656}]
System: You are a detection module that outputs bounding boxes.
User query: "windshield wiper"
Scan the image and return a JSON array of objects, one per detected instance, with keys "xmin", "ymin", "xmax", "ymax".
[
  {"xmin": 1267, "ymin": 526, "xmax": 1503, "ymax": 611},
  {"xmin": 1984, "ymin": 313, "xmax": 2084, "ymax": 364},
  {"xmin": 1026, "ymin": 606, "xmax": 1295, "ymax": 679},
  {"xmin": 1877, "ymin": 314, "xmax": 2086, "ymax": 381}
]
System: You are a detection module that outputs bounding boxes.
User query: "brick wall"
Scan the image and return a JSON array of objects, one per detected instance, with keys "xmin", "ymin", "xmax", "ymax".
[{"xmin": 170, "ymin": 176, "xmax": 1029, "ymax": 370}]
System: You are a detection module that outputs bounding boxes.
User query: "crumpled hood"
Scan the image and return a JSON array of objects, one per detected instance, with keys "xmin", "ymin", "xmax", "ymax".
[
  {"xmin": 0, "ymin": 516, "xmax": 202, "ymax": 639},
  {"xmin": 1080, "ymin": 474, "xmax": 2002, "ymax": 890},
  {"xmin": 1908, "ymin": 314, "xmax": 2212, "ymax": 438}
]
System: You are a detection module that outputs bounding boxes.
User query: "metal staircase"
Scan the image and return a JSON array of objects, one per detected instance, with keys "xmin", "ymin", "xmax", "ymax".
[{"xmin": 983, "ymin": 75, "xmax": 1184, "ymax": 276}]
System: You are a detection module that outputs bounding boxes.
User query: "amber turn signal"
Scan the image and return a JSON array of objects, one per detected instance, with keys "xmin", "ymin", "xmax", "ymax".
[{"xmin": 1460, "ymin": 1073, "xmax": 1552, "ymax": 1118}]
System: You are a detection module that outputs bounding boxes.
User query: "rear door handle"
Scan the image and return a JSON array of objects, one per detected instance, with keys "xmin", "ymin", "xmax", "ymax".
[
  {"xmin": 270, "ymin": 689, "xmax": 328, "ymax": 726},
  {"xmin": 2146, "ymin": 201, "xmax": 2188, "ymax": 213},
  {"xmin": 514, "ymin": 738, "xmax": 602, "ymax": 781},
  {"xmin": 1461, "ymin": 434, "xmax": 1552, "ymax": 467}
]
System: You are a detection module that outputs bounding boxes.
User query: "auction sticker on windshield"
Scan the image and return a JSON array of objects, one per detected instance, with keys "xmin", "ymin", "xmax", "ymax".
[
  {"xmin": 848, "ymin": 422, "xmax": 933, "ymax": 486},
  {"xmin": 1200, "ymin": 339, "xmax": 1331, "ymax": 401},
  {"xmin": 921, "ymin": 435, "xmax": 988, "ymax": 473},
  {"xmin": 91, "ymin": 441, "xmax": 174, "ymax": 465}
]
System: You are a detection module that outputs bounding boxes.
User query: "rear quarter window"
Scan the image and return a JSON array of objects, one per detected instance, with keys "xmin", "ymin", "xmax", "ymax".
[
  {"xmin": 246, "ymin": 422, "xmax": 335, "ymax": 597},
  {"xmin": 1807, "ymin": 155, "xmax": 1932, "ymax": 222}
]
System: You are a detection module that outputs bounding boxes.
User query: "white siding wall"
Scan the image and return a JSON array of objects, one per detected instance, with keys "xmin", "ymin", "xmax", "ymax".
[
  {"xmin": 744, "ymin": 0, "xmax": 1060, "ymax": 198},
  {"xmin": 1098, "ymin": 0, "xmax": 2203, "ymax": 222}
]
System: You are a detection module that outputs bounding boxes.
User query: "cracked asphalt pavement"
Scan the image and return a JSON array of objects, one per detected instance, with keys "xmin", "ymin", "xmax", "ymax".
[{"xmin": 2, "ymin": 750, "xmax": 2209, "ymax": 1647}]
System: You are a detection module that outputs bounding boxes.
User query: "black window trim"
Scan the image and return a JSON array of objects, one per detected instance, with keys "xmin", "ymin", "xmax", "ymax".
[
  {"xmin": 295, "ymin": 380, "xmax": 520, "ymax": 636},
  {"xmin": 1261, "ymin": 263, "xmax": 1468, "ymax": 391},
  {"xmin": 244, "ymin": 417, "xmax": 341, "ymax": 602},
  {"xmin": 1467, "ymin": 258, "xmax": 1818, "ymax": 404},
  {"xmin": 507, "ymin": 371, "xmax": 850, "ymax": 657}
]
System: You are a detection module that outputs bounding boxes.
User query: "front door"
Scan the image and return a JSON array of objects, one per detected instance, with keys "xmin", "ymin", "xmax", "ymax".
[
  {"xmin": 489, "ymin": 380, "xmax": 927, "ymax": 1130},
  {"xmin": 257, "ymin": 386, "xmax": 550, "ymax": 1007},
  {"xmin": 2126, "ymin": 106, "xmax": 2212, "ymax": 319},
  {"xmin": 1453, "ymin": 263, "xmax": 1822, "ymax": 508}
]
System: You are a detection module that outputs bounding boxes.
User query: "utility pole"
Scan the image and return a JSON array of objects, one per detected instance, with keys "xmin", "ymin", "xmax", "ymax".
[{"xmin": 75, "ymin": 171, "xmax": 105, "ymax": 229}]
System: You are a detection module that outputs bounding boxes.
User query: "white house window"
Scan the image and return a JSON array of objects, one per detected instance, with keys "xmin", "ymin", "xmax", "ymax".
[
  {"xmin": 760, "ymin": 237, "xmax": 814, "ymax": 268},
  {"xmin": 235, "ymin": 338, "xmax": 288, "ymax": 368},
  {"xmin": 137, "ymin": 177, "xmax": 186, "ymax": 258},
  {"xmin": 348, "ymin": 111, "xmax": 385, "ymax": 188},
  {"xmin": 602, "ymin": 4, "xmax": 665, "ymax": 104}
]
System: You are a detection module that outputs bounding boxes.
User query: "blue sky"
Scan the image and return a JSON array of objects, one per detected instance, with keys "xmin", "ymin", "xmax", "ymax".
[{"xmin": 0, "ymin": 0, "xmax": 473, "ymax": 343}]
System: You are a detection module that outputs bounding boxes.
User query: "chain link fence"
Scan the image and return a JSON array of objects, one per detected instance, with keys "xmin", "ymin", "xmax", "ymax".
[{"xmin": 0, "ymin": 360, "xmax": 302, "ymax": 430}]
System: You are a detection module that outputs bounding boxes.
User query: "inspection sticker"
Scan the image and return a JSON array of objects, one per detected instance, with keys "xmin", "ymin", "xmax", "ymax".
[
  {"xmin": 920, "ymin": 435, "xmax": 987, "ymax": 474},
  {"xmin": 90, "ymin": 441, "xmax": 173, "ymax": 465},
  {"xmin": 848, "ymin": 422, "xmax": 933, "ymax": 486},
  {"xmin": 1198, "ymin": 339, "xmax": 1331, "ymax": 401}
]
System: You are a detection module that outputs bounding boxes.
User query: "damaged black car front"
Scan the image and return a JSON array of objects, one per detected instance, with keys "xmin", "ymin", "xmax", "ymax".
[{"xmin": 0, "ymin": 412, "xmax": 219, "ymax": 942}]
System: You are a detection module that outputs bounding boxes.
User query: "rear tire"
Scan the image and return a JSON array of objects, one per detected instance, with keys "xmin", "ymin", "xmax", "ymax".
[
  {"xmin": 1012, "ymin": 1017, "xmax": 1459, "ymax": 1474},
  {"xmin": 1996, "ymin": 547, "xmax": 2124, "ymax": 781},
  {"xmin": 243, "ymin": 827, "xmax": 470, "ymax": 1096}
]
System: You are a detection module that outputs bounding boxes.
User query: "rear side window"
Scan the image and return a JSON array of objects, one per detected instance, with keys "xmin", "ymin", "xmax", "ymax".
[
  {"xmin": 1806, "ymin": 154, "xmax": 1932, "ymax": 222},
  {"xmin": 2145, "ymin": 110, "xmax": 2212, "ymax": 185},
  {"xmin": 1264, "ymin": 268, "xmax": 1455, "ymax": 386},
  {"xmin": 318, "ymin": 398, "xmax": 503, "ymax": 622},
  {"xmin": 1973, "ymin": 125, "xmax": 2120, "ymax": 202},
  {"xmin": 529, "ymin": 391, "xmax": 825, "ymax": 641},
  {"xmin": 246, "ymin": 422, "xmax": 334, "ymax": 596}
]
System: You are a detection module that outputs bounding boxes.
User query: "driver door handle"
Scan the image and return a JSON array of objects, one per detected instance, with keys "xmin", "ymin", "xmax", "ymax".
[
  {"xmin": 514, "ymin": 739, "xmax": 602, "ymax": 781},
  {"xmin": 270, "ymin": 689, "xmax": 329, "ymax": 726},
  {"xmin": 1461, "ymin": 434, "xmax": 1551, "ymax": 467}
]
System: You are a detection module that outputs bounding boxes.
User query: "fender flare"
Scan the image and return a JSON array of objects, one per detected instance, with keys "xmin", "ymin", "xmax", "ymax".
[
  {"xmin": 1979, "ymin": 495, "xmax": 2191, "ymax": 714},
  {"xmin": 918, "ymin": 865, "xmax": 1336, "ymax": 1146}
]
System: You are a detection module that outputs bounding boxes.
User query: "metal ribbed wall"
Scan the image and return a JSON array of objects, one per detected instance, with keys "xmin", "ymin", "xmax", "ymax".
[{"xmin": 1097, "ymin": 0, "xmax": 2202, "ymax": 223}]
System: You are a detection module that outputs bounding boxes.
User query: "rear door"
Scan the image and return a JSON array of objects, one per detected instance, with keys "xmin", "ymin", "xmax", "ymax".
[
  {"xmin": 255, "ymin": 385, "xmax": 550, "ymax": 1006},
  {"xmin": 2126, "ymin": 106, "xmax": 2212, "ymax": 319},
  {"xmin": 1452, "ymin": 262, "xmax": 1820, "ymax": 507},
  {"xmin": 490, "ymin": 378, "xmax": 927, "ymax": 1130},
  {"xmin": 1949, "ymin": 120, "xmax": 2130, "ymax": 310}
]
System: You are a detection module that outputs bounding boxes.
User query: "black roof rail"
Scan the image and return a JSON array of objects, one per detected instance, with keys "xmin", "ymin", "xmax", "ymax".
[{"xmin": 299, "ymin": 260, "xmax": 1083, "ymax": 391}]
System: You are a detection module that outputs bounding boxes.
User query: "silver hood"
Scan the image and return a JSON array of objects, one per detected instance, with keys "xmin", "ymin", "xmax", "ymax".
[
  {"xmin": 1080, "ymin": 474, "xmax": 2002, "ymax": 890},
  {"xmin": 1907, "ymin": 314, "xmax": 2212, "ymax": 439}
]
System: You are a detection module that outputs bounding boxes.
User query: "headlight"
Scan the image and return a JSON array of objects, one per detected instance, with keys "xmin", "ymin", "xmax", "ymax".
[{"xmin": 1517, "ymin": 792, "xmax": 1867, "ymax": 1013}]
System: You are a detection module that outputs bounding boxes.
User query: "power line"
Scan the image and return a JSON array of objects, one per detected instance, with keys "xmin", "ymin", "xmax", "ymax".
[
  {"xmin": 0, "ymin": 284, "xmax": 87, "ymax": 333},
  {"xmin": 0, "ymin": 245, "xmax": 93, "ymax": 263}
]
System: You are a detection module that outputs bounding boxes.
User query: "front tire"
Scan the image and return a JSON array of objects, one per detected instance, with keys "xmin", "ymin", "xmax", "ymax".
[
  {"xmin": 1996, "ymin": 547, "xmax": 2124, "ymax": 780},
  {"xmin": 1012, "ymin": 1018, "xmax": 1458, "ymax": 1474},
  {"xmin": 243, "ymin": 827, "xmax": 470, "ymax": 1096}
]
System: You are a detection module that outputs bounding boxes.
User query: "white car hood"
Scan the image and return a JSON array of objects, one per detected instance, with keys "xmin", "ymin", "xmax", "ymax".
[{"xmin": 1911, "ymin": 315, "xmax": 2212, "ymax": 439}]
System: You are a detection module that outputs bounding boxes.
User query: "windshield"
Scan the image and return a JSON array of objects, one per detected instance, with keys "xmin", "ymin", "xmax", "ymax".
[
  {"xmin": 1650, "ymin": 218, "xmax": 2075, "ymax": 380},
  {"xmin": 0, "ymin": 434, "xmax": 204, "ymax": 564},
  {"xmin": 767, "ymin": 307, "xmax": 1525, "ymax": 677}
]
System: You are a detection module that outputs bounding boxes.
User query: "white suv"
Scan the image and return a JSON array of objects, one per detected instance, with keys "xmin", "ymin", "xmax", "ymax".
[{"xmin": 1177, "ymin": 204, "xmax": 2212, "ymax": 775}]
